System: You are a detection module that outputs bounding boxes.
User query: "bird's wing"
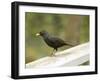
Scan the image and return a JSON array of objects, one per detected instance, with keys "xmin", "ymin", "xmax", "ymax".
[
  {"xmin": 49, "ymin": 36, "xmax": 66, "ymax": 45},
  {"xmin": 49, "ymin": 36, "xmax": 73, "ymax": 46}
]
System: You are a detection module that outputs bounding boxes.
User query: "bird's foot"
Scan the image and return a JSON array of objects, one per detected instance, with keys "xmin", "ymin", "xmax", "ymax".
[{"xmin": 50, "ymin": 53, "xmax": 56, "ymax": 57}]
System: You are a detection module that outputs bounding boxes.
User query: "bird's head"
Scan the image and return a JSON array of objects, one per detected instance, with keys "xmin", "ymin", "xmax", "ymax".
[{"xmin": 36, "ymin": 30, "xmax": 48, "ymax": 37}]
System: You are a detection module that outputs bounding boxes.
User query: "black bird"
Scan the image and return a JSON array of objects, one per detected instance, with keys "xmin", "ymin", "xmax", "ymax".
[{"xmin": 36, "ymin": 30, "xmax": 73, "ymax": 56}]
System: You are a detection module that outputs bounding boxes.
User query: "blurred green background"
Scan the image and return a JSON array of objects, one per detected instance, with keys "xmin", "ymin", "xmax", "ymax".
[{"xmin": 25, "ymin": 12, "xmax": 89, "ymax": 64}]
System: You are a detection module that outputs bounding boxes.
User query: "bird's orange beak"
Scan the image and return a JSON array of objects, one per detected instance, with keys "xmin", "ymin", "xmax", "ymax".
[{"xmin": 36, "ymin": 33, "xmax": 40, "ymax": 36}]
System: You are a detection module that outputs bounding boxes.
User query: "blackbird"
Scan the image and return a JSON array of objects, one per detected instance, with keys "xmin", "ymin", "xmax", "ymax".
[{"xmin": 36, "ymin": 30, "xmax": 73, "ymax": 56}]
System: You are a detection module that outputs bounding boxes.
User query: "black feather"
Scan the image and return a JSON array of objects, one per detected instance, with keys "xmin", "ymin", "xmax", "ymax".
[{"xmin": 38, "ymin": 30, "xmax": 73, "ymax": 55}]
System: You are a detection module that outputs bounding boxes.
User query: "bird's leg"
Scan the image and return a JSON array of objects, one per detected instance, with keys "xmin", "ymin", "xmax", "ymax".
[
  {"xmin": 50, "ymin": 49, "xmax": 57, "ymax": 56},
  {"xmin": 50, "ymin": 49, "xmax": 55, "ymax": 56}
]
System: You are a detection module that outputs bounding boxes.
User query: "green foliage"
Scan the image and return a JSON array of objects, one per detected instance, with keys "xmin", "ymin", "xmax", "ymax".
[
  {"xmin": 80, "ymin": 16, "xmax": 89, "ymax": 43},
  {"xmin": 25, "ymin": 12, "xmax": 89, "ymax": 63}
]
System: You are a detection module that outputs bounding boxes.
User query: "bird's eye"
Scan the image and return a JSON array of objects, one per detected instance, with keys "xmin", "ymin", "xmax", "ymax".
[{"xmin": 40, "ymin": 32, "xmax": 44, "ymax": 35}]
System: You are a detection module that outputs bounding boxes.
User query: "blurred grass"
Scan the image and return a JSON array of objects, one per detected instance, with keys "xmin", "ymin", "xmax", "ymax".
[{"xmin": 25, "ymin": 12, "xmax": 89, "ymax": 64}]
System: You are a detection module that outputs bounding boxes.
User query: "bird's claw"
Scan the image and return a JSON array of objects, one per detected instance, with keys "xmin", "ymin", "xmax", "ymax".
[{"xmin": 50, "ymin": 53, "xmax": 56, "ymax": 57}]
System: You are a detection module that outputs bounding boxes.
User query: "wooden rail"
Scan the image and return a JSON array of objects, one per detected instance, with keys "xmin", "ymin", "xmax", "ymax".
[{"xmin": 26, "ymin": 42, "xmax": 89, "ymax": 68}]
